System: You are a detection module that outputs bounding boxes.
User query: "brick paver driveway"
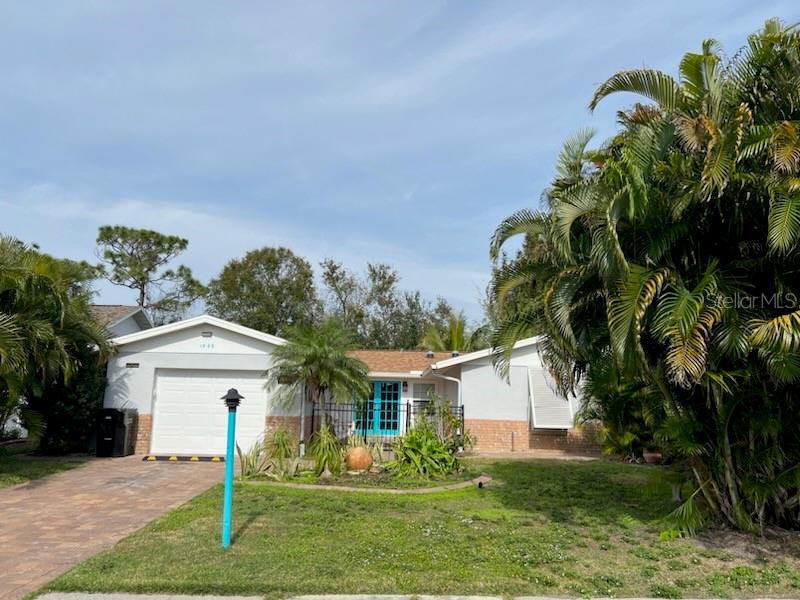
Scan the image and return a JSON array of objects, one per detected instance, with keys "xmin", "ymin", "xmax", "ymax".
[{"xmin": 0, "ymin": 456, "xmax": 223, "ymax": 599}]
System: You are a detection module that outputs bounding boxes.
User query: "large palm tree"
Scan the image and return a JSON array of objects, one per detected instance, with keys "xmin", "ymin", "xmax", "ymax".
[{"xmin": 490, "ymin": 20, "xmax": 800, "ymax": 532}]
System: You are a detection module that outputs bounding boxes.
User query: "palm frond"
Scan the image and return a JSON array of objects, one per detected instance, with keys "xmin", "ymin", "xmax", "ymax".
[
  {"xmin": 607, "ymin": 266, "xmax": 669, "ymax": 373},
  {"xmin": 750, "ymin": 309, "xmax": 800, "ymax": 353},
  {"xmin": 489, "ymin": 209, "xmax": 548, "ymax": 262},
  {"xmin": 555, "ymin": 128, "xmax": 596, "ymax": 182},
  {"xmin": 767, "ymin": 193, "xmax": 800, "ymax": 254},
  {"xmin": 589, "ymin": 69, "xmax": 686, "ymax": 112}
]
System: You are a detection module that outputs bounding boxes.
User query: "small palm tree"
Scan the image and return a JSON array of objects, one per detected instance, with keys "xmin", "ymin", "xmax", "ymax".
[
  {"xmin": 421, "ymin": 311, "xmax": 483, "ymax": 353},
  {"xmin": 266, "ymin": 318, "xmax": 371, "ymax": 423}
]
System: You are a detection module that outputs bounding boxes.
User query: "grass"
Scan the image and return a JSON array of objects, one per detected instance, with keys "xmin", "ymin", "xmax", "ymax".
[
  {"xmin": 44, "ymin": 459, "xmax": 800, "ymax": 598},
  {"xmin": 0, "ymin": 442, "xmax": 89, "ymax": 489}
]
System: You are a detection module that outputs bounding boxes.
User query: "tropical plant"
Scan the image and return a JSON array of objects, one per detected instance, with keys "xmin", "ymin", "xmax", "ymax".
[
  {"xmin": 237, "ymin": 427, "xmax": 301, "ymax": 480},
  {"xmin": 388, "ymin": 419, "xmax": 460, "ymax": 479},
  {"xmin": 418, "ymin": 391, "xmax": 472, "ymax": 452},
  {"xmin": 236, "ymin": 440, "xmax": 270, "ymax": 479},
  {"xmin": 265, "ymin": 318, "xmax": 371, "ymax": 421},
  {"xmin": 421, "ymin": 311, "xmax": 485, "ymax": 353},
  {"xmin": 307, "ymin": 423, "xmax": 343, "ymax": 476},
  {"xmin": 266, "ymin": 425, "xmax": 297, "ymax": 462},
  {"xmin": 489, "ymin": 20, "xmax": 800, "ymax": 532},
  {"xmin": 0, "ymin": 237, "xmax": 111, "ymax": 444}
]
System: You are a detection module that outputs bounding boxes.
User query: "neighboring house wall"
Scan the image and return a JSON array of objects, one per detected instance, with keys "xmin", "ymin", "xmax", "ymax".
[{"xmin": 107, "ymin": 315, "xmax": 145, "ymax": 337}]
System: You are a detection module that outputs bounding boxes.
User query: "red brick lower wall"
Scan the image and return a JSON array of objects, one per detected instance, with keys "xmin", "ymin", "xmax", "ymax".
[
  {"xmin": 529, "ymin": 425, "xmax": 600, "ymax": 454},
  {"xmin": 465, "ymin": 419, "xmax": 530, "ymax": 452},
  {"xmin": 466, "ymin": 418, "xmax": 600, "ymax": 454},
  {"xmin": 265, "ymin": 415, "xmax": 312, "ymax": 445},
  {"xmin": 133, "ymin": 414, "xmax": 152, "ymax": 454}
]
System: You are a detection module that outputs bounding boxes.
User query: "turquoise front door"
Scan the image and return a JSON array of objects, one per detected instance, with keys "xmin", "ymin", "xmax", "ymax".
[{"xmin": 355, "ymin": 381, "xmax": 401, "ymax": 436}]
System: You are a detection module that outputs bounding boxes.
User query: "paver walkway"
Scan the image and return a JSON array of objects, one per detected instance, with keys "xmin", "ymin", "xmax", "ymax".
[{"xmin": 0, "ymin": 456, "xmax": 223, "ymax": 600}]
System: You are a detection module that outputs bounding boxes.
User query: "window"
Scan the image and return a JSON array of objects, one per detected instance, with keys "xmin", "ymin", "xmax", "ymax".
[{"xmin": 412, "ymin": 383, "xmax": 435, "ymax": 401}]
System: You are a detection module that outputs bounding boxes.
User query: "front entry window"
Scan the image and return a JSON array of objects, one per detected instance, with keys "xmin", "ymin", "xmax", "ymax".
[{"xmin": 355, "ymin": 381, "xmax": 401, "ymax": 436}]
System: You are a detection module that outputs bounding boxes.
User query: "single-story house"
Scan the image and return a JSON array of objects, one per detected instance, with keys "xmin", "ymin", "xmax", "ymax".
[{"xmin": 102, "ymin": 314, "xmax": 598, "ymax": 456}]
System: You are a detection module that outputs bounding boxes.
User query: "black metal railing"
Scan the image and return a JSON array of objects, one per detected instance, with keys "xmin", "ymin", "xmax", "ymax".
[{"xmin": 310, "ymin": 401, "xmax": 465, "ymax": 453}]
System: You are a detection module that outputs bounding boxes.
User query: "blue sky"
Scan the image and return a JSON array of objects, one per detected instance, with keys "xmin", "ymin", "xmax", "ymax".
[{"xmin": 2, "ymin": 1, "xmax": 797, "ymax": 321}]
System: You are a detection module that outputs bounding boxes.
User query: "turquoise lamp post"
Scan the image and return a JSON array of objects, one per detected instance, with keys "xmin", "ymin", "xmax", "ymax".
[{"xmin": 221, "ymin": 388, "xmax": 244, "ymax": 549}]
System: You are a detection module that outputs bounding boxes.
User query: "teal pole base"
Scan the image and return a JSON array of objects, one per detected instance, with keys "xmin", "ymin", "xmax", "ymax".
[{"xmin": 221, "ymin": 407, "xmax": 237, "ymax": 549}]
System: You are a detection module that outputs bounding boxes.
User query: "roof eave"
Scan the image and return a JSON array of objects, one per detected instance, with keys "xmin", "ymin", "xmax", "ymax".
[
  {"xmin": 367, "ymin": 370, "xmax": 429, "ymax": 379},
  {"xmin": 111, "ymin": 314, "xmax": 288, "ymax": 347},
  {"xmin": 429, "ymin": 336, "xmax": 542, "ymax": 370}
]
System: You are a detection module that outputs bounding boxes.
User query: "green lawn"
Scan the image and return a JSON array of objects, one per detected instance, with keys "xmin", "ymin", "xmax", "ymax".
[
  {"xmin": 44, "ymin": 459, "xmax": 800, "ymax": 598},
  {"xmin": 0, "ymin": 445, "xmax": 88, "ymax": 489}
]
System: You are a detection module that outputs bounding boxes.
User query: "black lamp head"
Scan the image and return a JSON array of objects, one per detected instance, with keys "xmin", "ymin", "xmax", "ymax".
[{"xmin": 221, "ymin": 388, "xmax": 244, "ymax": 409}]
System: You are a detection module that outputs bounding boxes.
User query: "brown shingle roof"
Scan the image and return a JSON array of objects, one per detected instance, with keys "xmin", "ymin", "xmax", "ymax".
[
  {"xmin": 346, "ymin": 350, "xmax": 453, "ymax": 373},
  {"xmin": 90, "ymin": 305, "xmax": 142, "ymax": 327}
]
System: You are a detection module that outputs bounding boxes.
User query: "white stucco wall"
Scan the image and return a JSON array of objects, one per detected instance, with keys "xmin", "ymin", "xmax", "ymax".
[
  {"xmin": 103, "ymin": 323, "xmax": 301, "ymax": 417},
  {"xmin": 460, "ymin": 362, "xmax": 530, "ymax": 420},
  {"xmin": 452, "ymin": 343, "xmax": 576, "ymax": 427}
]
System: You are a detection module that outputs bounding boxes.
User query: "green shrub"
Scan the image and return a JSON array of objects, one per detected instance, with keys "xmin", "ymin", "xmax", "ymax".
[
  {"xmin": 266, "ymin": 426, "xmax": 296, "ymax": 460},
  {"xmin": 237, "ymin": 428, "xmax": 302, "ymax": 480},
  {"xmin": 421, "ymin": 391, "xmax": 472, "ymax": 452},
  {"xmin": 265, "ymin": 426, "xmax": 300, "ymax": 479},
  {"xmin": 308, "ymin": 423, "xmax": 343, "ymax": 476},
  {"xmin": 236, "ymin": 441, "xmax": 269, "ymax": 479},
  {"xmin": 387, "ymin": 419, "xmax": 459, "ymax": 478}
]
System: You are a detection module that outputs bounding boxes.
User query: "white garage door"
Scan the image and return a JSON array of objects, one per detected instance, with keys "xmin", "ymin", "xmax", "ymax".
[{"xmin": 151, "ymin": 369, "xmax": 268, "ymax": 455}]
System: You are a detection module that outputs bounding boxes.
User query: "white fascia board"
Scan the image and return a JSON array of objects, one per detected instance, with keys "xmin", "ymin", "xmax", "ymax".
[
  {"xmin": 368, "ymin": 371, "xmax": 427, "ymax": 379},
  {"xmin": 428, "ymin": 336, "xmax": 542, "ymax": 370},
  {"xmin": 111, "ymin": 314, "xmax": 288, "ymax": 347}
]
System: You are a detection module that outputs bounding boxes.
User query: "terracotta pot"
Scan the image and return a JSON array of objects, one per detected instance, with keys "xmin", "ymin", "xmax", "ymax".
[
  {"xmin": 643, "ymin": 451, "xmax": 663, "ymax": 464},
  {"xmin": 345, "ymin": 447, "xmax": 373, "ymax": 471}
]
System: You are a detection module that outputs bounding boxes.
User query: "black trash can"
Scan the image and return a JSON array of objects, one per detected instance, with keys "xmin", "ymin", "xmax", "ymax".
[{"xmin": 96, "ymin": 408, "xmax": 138, "ymax": 457}]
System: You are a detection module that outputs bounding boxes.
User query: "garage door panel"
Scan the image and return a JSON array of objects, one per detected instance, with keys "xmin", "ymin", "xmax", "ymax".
[{"xmin": 151, "ymin": 369, "xmax": 268, "ymax": 455}]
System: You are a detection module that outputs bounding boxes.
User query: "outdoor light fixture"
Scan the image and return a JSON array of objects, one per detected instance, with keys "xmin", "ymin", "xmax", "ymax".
[{"xmin": 220, "ymin": 388, "xmax": 244, "ymax": 549}]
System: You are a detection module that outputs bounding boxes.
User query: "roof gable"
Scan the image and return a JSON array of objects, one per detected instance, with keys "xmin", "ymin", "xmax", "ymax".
[{"xmin": 111, "ymin": 314, "xmax": 287, "ymax": 347}]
